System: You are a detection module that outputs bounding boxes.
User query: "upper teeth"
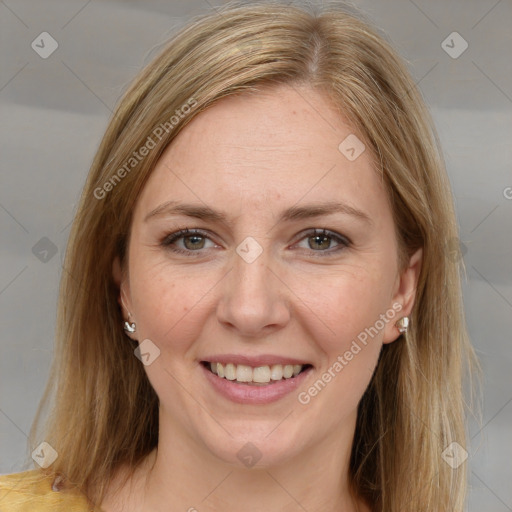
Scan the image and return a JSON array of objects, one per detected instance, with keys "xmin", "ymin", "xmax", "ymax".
[{"xmin": 210, "ymin": 362, "xmax": 303, "ymax": 383}]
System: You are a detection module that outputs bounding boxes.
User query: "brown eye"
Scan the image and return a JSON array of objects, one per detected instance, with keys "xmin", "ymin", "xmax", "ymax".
[
  {"xmin": 295, "ymin": 228, "xmax": 350, "ymax": 255},
  {"xmin": 161, "ymin": 228, "xmax": 216, "ymax": 255},
  {"xmin": 308, "ymin": 234, "xmax": 332, "ymax": 250},
  {"xmin": 183, "ymin": 234, "xmax": 206, "ymax": 250}
]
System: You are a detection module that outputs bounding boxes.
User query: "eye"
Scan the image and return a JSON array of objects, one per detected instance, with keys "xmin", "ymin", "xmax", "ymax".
[
  {"xmin": 160, "ymin": 227, "xmax": 350, "ymax": 257},
  {"xmin": 161, "ymin": 228, "xmax": 217, "ymax": 255},
  {"xmin": 294, "ymin": 228, "xmax": 350, "ymax": 255}
]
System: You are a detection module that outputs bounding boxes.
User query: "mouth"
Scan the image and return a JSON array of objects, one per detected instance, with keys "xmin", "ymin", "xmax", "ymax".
[{"xmin": 201, "ymin": 361, "xmax": 313, "ymax": 386}]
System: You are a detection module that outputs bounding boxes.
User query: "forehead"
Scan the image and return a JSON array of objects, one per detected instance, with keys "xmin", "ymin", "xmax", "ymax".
[{"xmin": 135, "ymin": 84, "xmax": 388, "ymax": 223}]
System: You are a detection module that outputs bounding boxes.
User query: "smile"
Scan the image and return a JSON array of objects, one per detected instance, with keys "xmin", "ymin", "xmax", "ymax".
[
  {"xmin": 204, "ymin": 361, "xmax": 312, "ymax": 385},
  {"xmin": 201, "ymin": 358, "xmax": 313, "ymax": 404}
]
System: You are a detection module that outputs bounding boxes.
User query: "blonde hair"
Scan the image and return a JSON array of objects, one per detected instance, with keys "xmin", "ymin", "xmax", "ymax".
[{"xmin": 29, "ymin": 2, "xmax": 477, "ymax": 510}]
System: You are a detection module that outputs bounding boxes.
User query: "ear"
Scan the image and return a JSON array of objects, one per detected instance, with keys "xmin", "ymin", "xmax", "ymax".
[
  {"xmin": 113, "ymin": 256, "xmax": 136, "ymax": 339},
  {"xmin": 382, "ymin": 248, "xmax": 422, "ymax": 344}
]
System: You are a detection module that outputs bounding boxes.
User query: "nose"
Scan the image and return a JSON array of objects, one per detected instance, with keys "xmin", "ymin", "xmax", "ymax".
[{"xmin": 216, "ymin": 246, "xmax": 291, "ymax": 338}]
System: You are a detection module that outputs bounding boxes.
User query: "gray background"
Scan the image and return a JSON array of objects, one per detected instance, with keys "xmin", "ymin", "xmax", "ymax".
[{"xmin": 0, "ymin": 0, "xmax": 511, "ymax": 510}]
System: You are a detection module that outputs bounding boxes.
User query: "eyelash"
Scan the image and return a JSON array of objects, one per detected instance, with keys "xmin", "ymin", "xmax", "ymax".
[{"xmin": 160, "ymin": 228, "xmax": 351, "ymax": 257}]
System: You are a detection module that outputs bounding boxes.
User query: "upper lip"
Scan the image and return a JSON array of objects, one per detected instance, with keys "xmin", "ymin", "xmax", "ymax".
[{"xmin": 201, "ymin": 354, "xmax": 313, "ymax": 367}]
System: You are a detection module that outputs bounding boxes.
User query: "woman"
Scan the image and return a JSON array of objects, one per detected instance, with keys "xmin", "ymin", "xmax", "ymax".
[{"xmin": 0, "ymin": 1, "xmax": 476, "ymax": 511}]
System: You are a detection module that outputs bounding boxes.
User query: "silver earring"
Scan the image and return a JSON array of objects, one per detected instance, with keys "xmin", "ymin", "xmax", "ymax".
[
  {"xmin": 396, "ymin": 316, "xmax": 409, "ymax": 333},
  {"xmin": 124, "ymin": 321, "xmax": 136, "ymax": 333}
]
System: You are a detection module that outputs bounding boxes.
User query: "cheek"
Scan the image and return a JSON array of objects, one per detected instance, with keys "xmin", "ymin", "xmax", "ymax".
[
  {"xmin": 129, "ymin": 259, "xmax": 221, "ymax": 355},
  {"xmin": 293, "ymin": 269, "xmax": 394, "ymax": 421},
  {"xmin": 293, "ymin": 263, "xmax": 395, "ymax": 353}
]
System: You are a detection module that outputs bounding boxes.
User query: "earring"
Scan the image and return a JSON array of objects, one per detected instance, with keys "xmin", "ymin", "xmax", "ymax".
[
  {"xmin": 120, "ymin": 293, "xmax": 136, "ymax": 334},
  {"xmin": 396, "ymin": 316, "xmax": 409, "ymax": 334},
  {"xmin": 124, "ymin": 321, "xmax": 136, "ymax": 333}
]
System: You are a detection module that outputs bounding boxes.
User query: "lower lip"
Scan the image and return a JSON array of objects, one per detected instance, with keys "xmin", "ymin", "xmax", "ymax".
[{"xmin": 201, "ymin": 364, "xmax": 312, "ymax": 405}]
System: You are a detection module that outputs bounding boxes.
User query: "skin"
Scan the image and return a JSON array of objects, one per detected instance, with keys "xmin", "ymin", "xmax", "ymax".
[{"xmin": 107, "ymin": 84, "xmax": 422, "ymax": 512}]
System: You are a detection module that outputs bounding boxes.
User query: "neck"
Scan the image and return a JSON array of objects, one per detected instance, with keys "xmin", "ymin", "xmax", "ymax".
[{"xmin": 134, "ymin": 412, "xmax": 363, "ymax": 512}]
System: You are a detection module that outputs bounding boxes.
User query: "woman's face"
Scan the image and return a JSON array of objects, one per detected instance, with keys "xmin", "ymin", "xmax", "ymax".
[{"xmin": 118, "ymin": 84, "xmax": 420, "ymax": 468}]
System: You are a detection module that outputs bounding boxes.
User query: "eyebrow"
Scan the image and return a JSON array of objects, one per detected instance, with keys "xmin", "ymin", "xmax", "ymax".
[{"xmin": 144, "ymin": 200, "xmax": 373, "ymax": 227}]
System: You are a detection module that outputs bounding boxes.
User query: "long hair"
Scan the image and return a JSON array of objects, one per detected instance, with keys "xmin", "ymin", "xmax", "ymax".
[{"xmin": 29, "ymin": 2, "xmax": 477, "ymax": 510}]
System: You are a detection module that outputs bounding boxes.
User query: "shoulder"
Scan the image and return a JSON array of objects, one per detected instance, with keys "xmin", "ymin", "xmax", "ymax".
[{"xmin": 0, "ymin": 470, "xmax": 92, "ymax": 512}]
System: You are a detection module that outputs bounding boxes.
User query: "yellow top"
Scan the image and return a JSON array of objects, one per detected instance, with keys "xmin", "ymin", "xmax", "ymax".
[{"xmin": 0, "ymin": 470, "xmax": 93, "ymax": 511}]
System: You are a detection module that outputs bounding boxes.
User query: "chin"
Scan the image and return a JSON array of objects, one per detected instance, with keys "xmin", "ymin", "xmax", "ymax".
[{"xmin": 194, "ymin": 418, "xmax": 310, "ymax": 469}]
